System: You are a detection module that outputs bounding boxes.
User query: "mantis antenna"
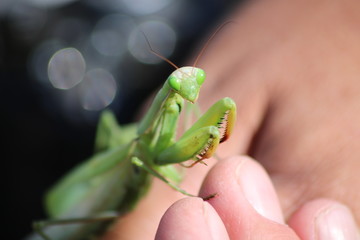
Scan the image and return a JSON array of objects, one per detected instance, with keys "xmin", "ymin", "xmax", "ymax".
[
  {"xmin": 192, "ymin": 20, "xmax": 236, "ymax": 67},
  {"xmin": 140, "ymin": 30, "xmax": 179, "ymax": 69},
  {"xmin": 141, "ymin": 21, "xmax": 235, "ymax": 70}
]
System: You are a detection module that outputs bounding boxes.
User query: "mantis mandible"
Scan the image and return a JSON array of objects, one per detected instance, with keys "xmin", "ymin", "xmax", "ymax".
[{"xmin": 30, "ymin": 24, "xmax": 237, "ymax": 240}]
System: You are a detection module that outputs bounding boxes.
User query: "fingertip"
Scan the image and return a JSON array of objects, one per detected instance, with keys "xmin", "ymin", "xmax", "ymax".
[
  {"xmin": 289, "ymin": 198, "xmax": 360, "ymax": 240},
  {"xmin": 202, "ymin": 201, "xmax": 230, "ymax": 240},
  {"xmin": 155, "ymin": 197, "xmax": 228, "ymax": 240},
  {"xmin": 200, "ymin": 155, "xmax": 284, "ymax": 223},
  {"xmin": 199, "ymin": 156, "xmax": 298, "ymax": 239}
]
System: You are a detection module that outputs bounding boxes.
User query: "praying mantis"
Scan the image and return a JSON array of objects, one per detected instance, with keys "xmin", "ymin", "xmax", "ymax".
[{"xmin": 30, "ymin": 25, "xmax": 237, "ymax": 240}]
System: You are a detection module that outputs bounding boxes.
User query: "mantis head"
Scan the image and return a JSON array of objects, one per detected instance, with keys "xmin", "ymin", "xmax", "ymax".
[{"xmin": 167, "ymin": 66, "xmax": 206, "ymax": 103}]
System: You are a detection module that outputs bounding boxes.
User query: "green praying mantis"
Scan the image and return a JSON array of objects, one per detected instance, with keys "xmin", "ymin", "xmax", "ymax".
[{"xmin": 30, "ymin": 26, "xmax": 237, "ymax": 240}]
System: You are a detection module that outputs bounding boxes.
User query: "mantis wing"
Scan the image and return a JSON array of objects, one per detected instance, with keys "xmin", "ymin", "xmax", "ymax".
[
  {"xmin": 94, "ymin": 110, "xmax": 137, "ymax": 152},
  {"xmin": 42, "ymin": 143, "xmax": 150, "ymax": 240}
]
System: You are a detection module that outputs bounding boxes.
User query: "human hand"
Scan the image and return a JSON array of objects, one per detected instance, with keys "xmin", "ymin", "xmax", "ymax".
[
  {"xmin": 102, "ymin": 0, "xmax": 360, "ymax": 238},
  {"xmin": 156, "ymin": 156, "xmax": 359, "ymax": 239}
]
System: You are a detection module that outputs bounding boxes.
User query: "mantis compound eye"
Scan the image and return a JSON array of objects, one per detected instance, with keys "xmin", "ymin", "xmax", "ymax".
[
  {"xmin": 196, "ymin": 69, "xmax": 206, "ymax": 85},
  {"xmin": 168, "ymin": 75, "xmax": 181, "ymax": 91}
]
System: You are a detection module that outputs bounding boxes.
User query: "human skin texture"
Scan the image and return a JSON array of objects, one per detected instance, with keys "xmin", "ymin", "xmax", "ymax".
[{"xmin": 102, "ymin": 0, "xmax": 360, "ymax": 239}]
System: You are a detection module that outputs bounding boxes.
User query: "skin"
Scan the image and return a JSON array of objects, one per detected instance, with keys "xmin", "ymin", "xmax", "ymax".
[{"xmin": 102, "ymin": 0, "xmax": 360, "ymax": 238}]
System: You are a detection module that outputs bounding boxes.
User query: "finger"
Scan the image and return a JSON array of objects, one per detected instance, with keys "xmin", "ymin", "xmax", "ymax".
[
  {"xmin": 155, "ymin": 198, "xmax": 229, "ymax": 240},
  {"xmin": 288, "ymin": 199, "xmax": 360, "ymax": 240},
  {"xmin": 199, "ymin": 156, "xmax": 299, "ymax": 239}
]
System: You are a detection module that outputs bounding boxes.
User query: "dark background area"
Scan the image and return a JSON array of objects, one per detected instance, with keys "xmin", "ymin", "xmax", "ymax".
[{"xmin": 0, "ymin": 0, "xmax": 241, "ymax": 238}]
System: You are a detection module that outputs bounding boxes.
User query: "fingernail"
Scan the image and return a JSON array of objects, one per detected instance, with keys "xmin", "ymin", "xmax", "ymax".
[
  {"xmin": 236, "ymin": 157, "xmax": 284, "ymax": 223},
  {"xmin": 315, "ymin": 204, "xmax": 360, "ymax": 240}
]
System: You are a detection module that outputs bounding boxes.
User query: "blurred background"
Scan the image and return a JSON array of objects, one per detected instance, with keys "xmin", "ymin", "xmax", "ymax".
[{"xmin": 0, "ymin": 0, "xmax": 241, "ymax": 238}]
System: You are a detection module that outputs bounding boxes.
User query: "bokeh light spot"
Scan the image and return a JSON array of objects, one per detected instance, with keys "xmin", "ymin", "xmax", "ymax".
[
  {"xmin": 128, "ymin": 20, "xmax": 176, "ymax": 64},
  {"xmin": 90, "ymin": 14, "xmax": 135, "ymax": 57},
  {"xmin": 28, "ymin": 0, "xmax": 78, "ymax": 9},
  {"xmin": 48, "ymin": 47, "xmax": 86, "ymax": 89},
  {"xmin": 79, "ymin": 68, "xmax": 117, "ymax": 111},
  {"xmin": 121, "ymin": 0, "xmax": 173, "ymax": 15},
  {"xmin": 91, "ymin": 29, "xmax": 124, "ymax": 57}
]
